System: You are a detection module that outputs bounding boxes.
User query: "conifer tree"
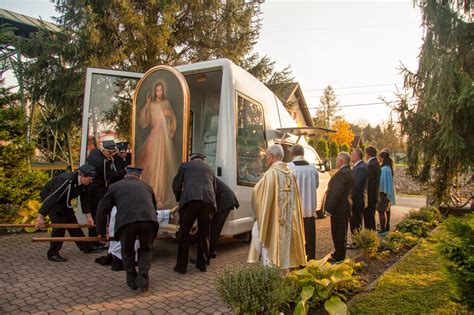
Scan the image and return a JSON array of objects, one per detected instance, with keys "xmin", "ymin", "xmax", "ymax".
[{"xmin": 314, "ymin": 84, "xmax": 340, "ymax": 129}]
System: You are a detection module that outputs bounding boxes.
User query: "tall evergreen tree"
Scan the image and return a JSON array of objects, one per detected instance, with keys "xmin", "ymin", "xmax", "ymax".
[
  {"xmin": 392, "ymin": 0, "xmax": 474, "ymax": 201},
  {"xmin": 314, "ymin": 84, "xmax": 340, "ymax": 129}
]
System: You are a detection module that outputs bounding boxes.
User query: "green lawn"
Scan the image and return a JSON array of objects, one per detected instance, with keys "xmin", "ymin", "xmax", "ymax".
[{"xmin": 349, "ymin": 230, "xmax": 470, "ymax": 314}]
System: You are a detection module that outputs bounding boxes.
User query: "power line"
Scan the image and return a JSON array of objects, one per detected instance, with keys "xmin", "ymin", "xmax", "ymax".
[
  {"xmin": 306, "ymin": 99, "xmax": 416, "ymax": 109},
  {"xmin": 303, "ymin": 83, "xmax": 401, "ymax": 92},
  {"xmin": 305, "ymin": 90, "xmax": 395, "ymax": 98}
]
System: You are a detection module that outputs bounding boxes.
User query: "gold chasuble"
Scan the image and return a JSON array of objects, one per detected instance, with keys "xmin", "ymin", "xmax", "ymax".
[{"xmin": 248, "ymin": 161, "xmax": 307, "ymax": 268}]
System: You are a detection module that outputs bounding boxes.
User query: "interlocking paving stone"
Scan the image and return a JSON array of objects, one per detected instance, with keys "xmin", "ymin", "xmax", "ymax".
[{"xmin": 1, "ymin": 207, "xmax": 412, "ymax": 314}]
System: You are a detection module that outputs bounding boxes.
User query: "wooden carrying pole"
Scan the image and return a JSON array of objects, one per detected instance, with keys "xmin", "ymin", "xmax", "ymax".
[
  {"xmin": 0, "ymin": 223, "xmax": 93, "ymax": 229},
  {"xmin": 32, "ymin": 236, "xmax": 107, "ymax": 242}
]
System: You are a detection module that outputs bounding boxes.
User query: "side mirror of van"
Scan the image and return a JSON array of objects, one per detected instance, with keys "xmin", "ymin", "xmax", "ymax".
[{"xmin": 323, "ymin": 160, "xmax": 331, "ymax": 172}]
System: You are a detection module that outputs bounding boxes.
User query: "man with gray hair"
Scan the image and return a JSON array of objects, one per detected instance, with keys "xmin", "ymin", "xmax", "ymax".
[
  {"xmin": 248, "ymin": 144, "xmax": 307, "ymax": 268},
  {"xmin": 288, "ymin": 144, "xmax": 319, "ymax": 260},
  {"xmin": 324, "ymin": 151, "xmax": 353, "ymax": 263}
]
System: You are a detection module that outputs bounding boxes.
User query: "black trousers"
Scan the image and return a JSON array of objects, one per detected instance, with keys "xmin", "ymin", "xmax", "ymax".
[
  {"xmin": 363, "ymin": 201, "xmax": 376, "ymax": 230},
  {"xmin": 303, "ymin": 217, "xmax": 316, "ymax": 261},
  {"xmin": 350, "ymin": 205, "xmax": 364, "ymax": 235},
  {"xmin": 88, "ymin": 189, "xmax": 106, "ymax": 238},
  {"xmin": 176, "ymin": 201, "xmax": 214, "ymax": 272},
  {"xmin": 47, "ymin": 207, "xmax": 90, "ymax": 257},
  {"xmin": 209, "ymin": 208, "xmax": 231, "ymax": 253},
  {"xmin": 330, "ymin": 216, "xmax": 348, "ymax": 261},
  {"xmin": 118, "ymin": 221, "xmax": 157, "ymax": 289}
]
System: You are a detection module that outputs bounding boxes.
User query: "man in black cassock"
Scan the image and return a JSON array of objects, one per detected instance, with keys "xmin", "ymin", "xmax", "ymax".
[
  {"xmin": 35, "ymin": 164, "xmax": 97, "ymax": 262},
  {"xmin": 96, "ymin": 167, "xmax": 159, "ymax": 291}
]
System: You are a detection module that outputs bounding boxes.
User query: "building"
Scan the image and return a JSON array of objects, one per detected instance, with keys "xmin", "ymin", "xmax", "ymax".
[{"xmin": 267, "ymin": 82, "xmax": 313, "ymax": 127}]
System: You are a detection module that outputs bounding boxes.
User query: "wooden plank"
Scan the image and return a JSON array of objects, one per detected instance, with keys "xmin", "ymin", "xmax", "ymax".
[
  {"xmin": 0, "ymin": 223, "xmax": 93, "ymax": 229},
  {"xmin": 32, "ymin": 236, "xmax": 107, "ymax": 242}
]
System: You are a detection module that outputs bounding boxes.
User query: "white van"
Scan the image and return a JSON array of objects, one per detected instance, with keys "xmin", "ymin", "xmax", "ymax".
[{"xmin": 79, "ymin": 58, "xmax": 331, "ymax": 237}]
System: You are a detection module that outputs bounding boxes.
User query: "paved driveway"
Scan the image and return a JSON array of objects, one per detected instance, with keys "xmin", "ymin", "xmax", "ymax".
[{"xmin": 0, "ymin": 196, "xmax": 422, "ymax": 314}]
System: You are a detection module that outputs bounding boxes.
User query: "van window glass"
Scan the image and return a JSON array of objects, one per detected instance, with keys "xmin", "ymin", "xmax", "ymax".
[
  {"xmin": 185, "ymin": 70, "xmax": 222, "ymax": 170},
  {"xmin": 237, "ymin": 95, "xmax": 267, "ymax": 186}
]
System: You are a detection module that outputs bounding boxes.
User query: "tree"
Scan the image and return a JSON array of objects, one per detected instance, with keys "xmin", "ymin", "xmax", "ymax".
[
  {"xmin": 392, "ymin": 1, "xmax": 474, "ymax": 201},
  {"xmin": 315, "ymin": 139, "xmax": 329, "ymax": 159},
  {"xmin": 0, "ymin": 81, "xmax": 47, "ymax": 222},
  {"xmin": 18, "ymin": 0, "xmax": 291, "ymax": 166},
  {"xmin": 329, "ymin": 117, "xmax": 354, "ymax": 147},
  {"xmin": 329, "ymin": 140, "xmax": 340, "ymax": 158},
  {"xmin": 314, "ymin": 84, "xmax": 340, "ymax": 129}
]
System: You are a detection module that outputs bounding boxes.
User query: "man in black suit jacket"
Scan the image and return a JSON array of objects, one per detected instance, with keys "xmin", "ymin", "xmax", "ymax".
[
  {"xmin": 96, "ymin": 167, "xmax": 159, "ymax": 291},
  {"xmin": 364, "ymin": 146, "xmax": 381, "ymax": 230},
  {"xmin": 349, "ymin": 148, "xmax": 368, "ymax": 246},
  {"xmin": 324, "ymin": 152, "xmax": 353, "ymax": 262},
  {"xmin": 172, "ymin": 153, "xmax": 217, "ymax": 274}
]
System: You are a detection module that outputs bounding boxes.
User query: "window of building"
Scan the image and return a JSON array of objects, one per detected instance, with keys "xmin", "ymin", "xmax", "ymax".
[{"xmin": 236, "ymin": 94, "xmax": 267, "ymax": 186}]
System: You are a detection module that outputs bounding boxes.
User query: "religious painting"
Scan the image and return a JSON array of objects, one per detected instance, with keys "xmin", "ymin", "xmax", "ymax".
[{"xmin": 132, "ymin": 66, "xmax": 190, "ymax": 209}]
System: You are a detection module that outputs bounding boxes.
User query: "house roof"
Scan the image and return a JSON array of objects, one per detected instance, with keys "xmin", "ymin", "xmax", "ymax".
[
  {"xmin": 267, "ymin": 82, "xmax": 313, "ymax": 127},
  {"xmin": 0, "ymin": 8, "xmax": 60, "ymax": 39}
]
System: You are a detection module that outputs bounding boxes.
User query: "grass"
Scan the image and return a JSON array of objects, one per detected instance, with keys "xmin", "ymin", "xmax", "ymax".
[{"xmin": 349, "ymin": 229, "xmax": 470, "ymax": 314}]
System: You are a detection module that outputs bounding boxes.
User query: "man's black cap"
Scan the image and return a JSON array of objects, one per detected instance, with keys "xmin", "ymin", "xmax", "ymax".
[
  {"xmin": 116, "ymin": 141, "xmax": 129, "ymax": 152},
  {"xmin": 126, "ymin": 166, "xmax": 143, "ymax": 175},
  {"xmin": 189, "ymin": 153, "xmax": 206, "ymax": 160},
  {"xmin": 102, "ymin": 140, "xmax": 116, "ymax": 150},
  {"xmin": 78, "ymin": 164, "xmax": 96, "ymax": 177}
]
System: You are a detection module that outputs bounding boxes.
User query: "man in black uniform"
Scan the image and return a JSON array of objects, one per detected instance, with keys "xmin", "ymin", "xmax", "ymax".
[
  {"xmin": 35, "ymin": 164, "xmax": 97, "ymax": 262},
  {"xmin": 172, "ymin": 153, "xmax": 216, "ymax": 274},
  {"xmin": 209, "ymin": 178, "xmax": 239, "ymax": 258},
  {"xmin": 86, "ymin": 140, "xmax": 126, "ymax": 238},
  {"xmin": 96, "ymin": 167, "xmax": 159, "ymax": 291},
  {"xmin": 114, "ymin": 141, "xmax": 132, "ymax": 171}
]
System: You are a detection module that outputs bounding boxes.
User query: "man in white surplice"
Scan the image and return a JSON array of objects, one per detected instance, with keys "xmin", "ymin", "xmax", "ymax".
[{"xmin": 288, "ymin": 144, "xmax": 319, "ymax": 260}]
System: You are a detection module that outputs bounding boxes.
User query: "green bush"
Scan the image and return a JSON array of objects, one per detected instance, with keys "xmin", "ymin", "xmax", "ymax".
[
  {"xmin": 405, "ymin": 206, "xmax": 442, "ymax": 227},
  {"xmin": 437, "ymin": 214, "xmax": 474, "ymax": 310},
  {"xmin": 396, "ymin": 218, "xmax": 431, "ymax": 237},
  {"xmin": 329, "ymin": 140, "xmax": 340, "ymax": 158},
  {"xmin": 353, "ymin": 228, "xmax": 380, "ymax": 258},
  {"xmin": 216, "ymin": 265, "xmax": 295, "ymax": 314},
  {"xmin": 379, "ymin": 231, "xmax": 419, "ymax": 254},
  {"xmin": 287, "ymin": 254, "xmax": 362, "ymax": 315},
  {"xmin": 340, "ymin": 143, "xmax": 350, "ymax": 152},
  {"xmin": 316, "ymin": 139, "xmax": 329, "ymax": 159}
]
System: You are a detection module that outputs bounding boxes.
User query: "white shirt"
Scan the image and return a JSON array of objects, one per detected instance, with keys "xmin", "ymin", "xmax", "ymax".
[{"xmin": 288, "ymin": 156, "xmax": 319, "ymax": 218}]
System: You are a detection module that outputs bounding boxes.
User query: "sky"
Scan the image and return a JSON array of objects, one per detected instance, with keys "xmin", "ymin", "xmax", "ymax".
[{"xmin": 1, "ymin": 0, "xmax": 424, "ymax": 126}]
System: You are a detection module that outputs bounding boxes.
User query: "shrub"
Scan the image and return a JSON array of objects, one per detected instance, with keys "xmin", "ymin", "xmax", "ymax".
[
  {"xmin": 316, "ymin": 139, "xmax": 329, "ymax": 159},
  {"xmin": 396, "ymin": 218, "xmax": 431, "ymax": 237},
  {"xmin": 216, "ymin": 265, "xmax": 295, "ymax": 314},
  {"xmin": 340, "ymin": 143, "xmax": 350, "ymax": 152},
  {"xmin": 437, "ymin": 214, "xmax": 474, "ymax": 310},
  {"xmin": 329, "ymin": 140, "xmax": 340, "ymax": 158},
  {"xmin": 352, "ymin": 228, "xmax": 380, "ymax": 258},
  {"xmin": 405, "ymin": 206, "xmax": 442, "ymax": 227},
  {"xmin": 379, "ymin": 231, "xmax": 419, "ymax": 254},
  {"xmin": 13, "ymin": 200, "xmax": 51, "ymax": 233},
  {"xmin": 287, "ymin": 254, "xmax": 363, "ymax": 315}
]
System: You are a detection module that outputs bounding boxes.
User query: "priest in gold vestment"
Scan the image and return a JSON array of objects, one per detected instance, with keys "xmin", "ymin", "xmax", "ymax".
[{"xmin": 248, "ymin": 144, "xmax": 307, "ymax": 269}]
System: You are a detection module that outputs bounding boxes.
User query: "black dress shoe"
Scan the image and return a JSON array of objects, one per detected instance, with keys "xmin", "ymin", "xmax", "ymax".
[
  {"xmin": 173, "ymin": 266, "xmax": 186, "ymax": 274},
  {"xmin": 328, "ymin": 257, "xmax": 343, "ymax": 264},
  {"xmin": 210, "ymin": 250, "xmax": 217, "ymax": 258},
  {"xmin": 346, "ymin": 243, "xmax": 356, "ymax": 249},
  {"xmin": 95, "ymin": 254, "xmax": 113, "ymax": 265},
  {"xmin": 195, "ymin": 264, "xmax": 207, "ymax": 272},
  {"xmin": 48, "ymin": 254, "xmax": 67, "ymax": 262}
]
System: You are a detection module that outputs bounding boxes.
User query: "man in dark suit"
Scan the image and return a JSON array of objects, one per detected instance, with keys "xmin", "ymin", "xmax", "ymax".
[
  {"xmin": 35, "ymin": 164, "xmax": 97, "ymax": 262},
  {"xmin": 86, "ymin": 140, "xmax": 126, "ymax": 239},
  {"xmin": 348, "ymin": 148, "xmax": 368, "ymax": 248},
  {"xmin": 114, "ymin": 141, "xmax": 132, "ymax": 171},
  {"xmin": 363, "ymin": 146, "xmax": 380, "ymax": 230},
  {"xmin": 96, "ymin": 167, "xmax": 159, "ymax": 291},
  {"xmin": 172, "ymin": 153, "xmax": 217, "ymax": 274},
  {"xmin": 209, "ymin": 178, "xmax": 239, "ymax": 258},
  {"xmin": 324, "ymin": 152, "xmax": 353, "ymax": 263}
]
